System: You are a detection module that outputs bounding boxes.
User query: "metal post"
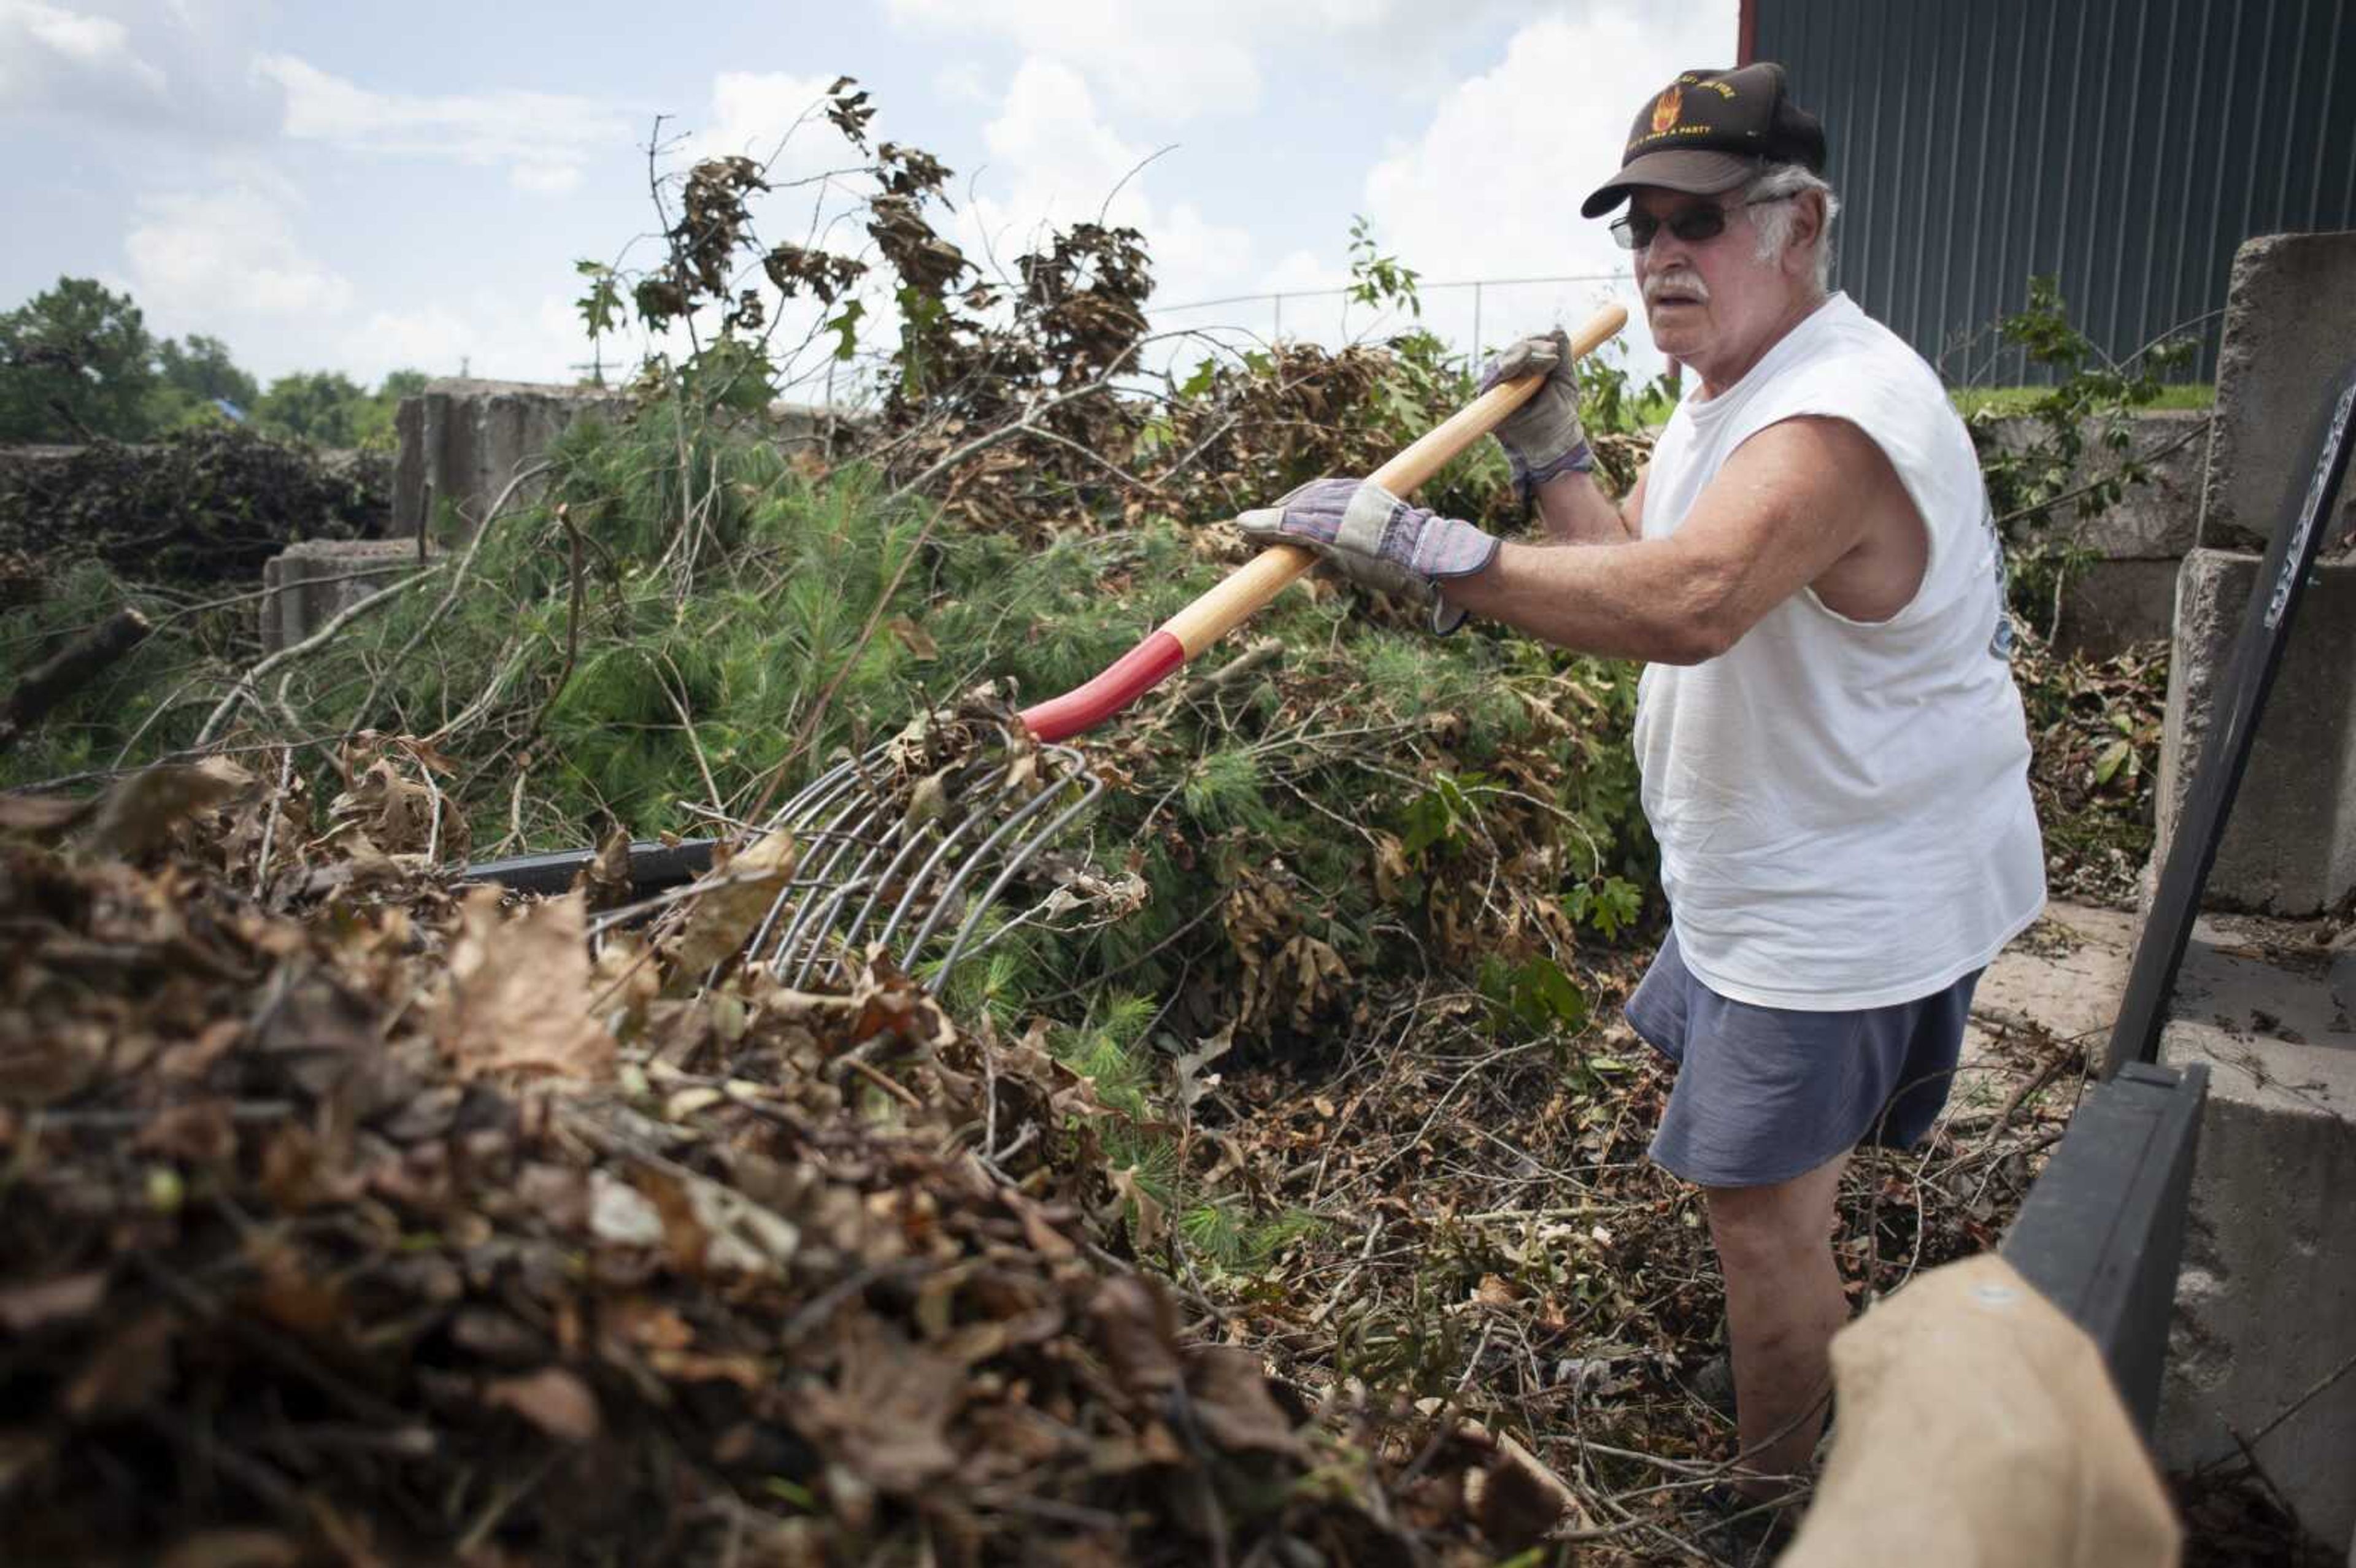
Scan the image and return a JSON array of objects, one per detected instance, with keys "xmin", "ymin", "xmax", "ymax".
[
  {"xmin": 1272, "ymin": 293, "xmax": 1283, "ymax": 343},
  {"xmin": 1471, "ymin": 282, "xmax": 1483, "ymax": 368}
]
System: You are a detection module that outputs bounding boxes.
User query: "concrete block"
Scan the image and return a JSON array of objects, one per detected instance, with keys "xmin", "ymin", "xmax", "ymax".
[
  {"xmin": 1993, "ymin": 409, "xmax": 2211, "ymax": 561},
  {"xmin": 260, "ymin": 538, "xmax": 433, "ymax": 655},
  {"xmin": 391, "ymin": 381, "xmax": 848, "ymax": 541},
  {"xmin": 2198, "ymin": 231, "xmax": 2356, "ymax": 556},
  {"xmin": 2155, "ymin": 548, "xmax": 2356, "ymax": 915},
  {"xmin": 2156, "ymin": 921, "xmax": 2356, "ymax": 1547},
  {"xmin": 2054, "ymin": 558, "xmax": 2181, "ymax": 658},
  {"xmin": 391, "ymin": 379, "xmax": 633, "ymax": 541}
]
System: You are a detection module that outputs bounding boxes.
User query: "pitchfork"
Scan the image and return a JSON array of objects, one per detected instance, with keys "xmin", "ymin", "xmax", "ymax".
[
  {"xmin": 739, "ymin": 302, "xmax": 1630, "ymax": 986},
  {"xmin": 469, "ymin": 306, "xmax": 1628, "ymax": 987}
]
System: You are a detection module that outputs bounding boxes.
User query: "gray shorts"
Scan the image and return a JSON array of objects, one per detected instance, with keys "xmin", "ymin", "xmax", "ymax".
[{"xmin": 1625, "ymin": 928, "xmax": 1981, "ymax": 1189}]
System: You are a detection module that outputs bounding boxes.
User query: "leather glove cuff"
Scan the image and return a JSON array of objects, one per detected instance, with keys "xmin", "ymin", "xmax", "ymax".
[{"xmin": 1509, "ymin": 439, "xmax": 1596, "ymax": 504}]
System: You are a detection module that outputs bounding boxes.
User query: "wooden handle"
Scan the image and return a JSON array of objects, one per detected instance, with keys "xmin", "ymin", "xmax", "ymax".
[
  {"xmin": 1160, "ymin": 301, "xmax": 1627, "ymax": 656},
  {"xmin": 1018, "ymin": 301, "xmax": 1628, "ymax": 742}
]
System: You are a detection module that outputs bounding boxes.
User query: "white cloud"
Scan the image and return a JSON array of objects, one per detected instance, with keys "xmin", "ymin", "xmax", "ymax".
[
  {"xmin": 933, "ymin": 60, "xmax": 992, "ymax": 108},
  {"xmin": 961, "ymin": 58, "xmax": 1252, "ymax": 297},
  {"xmin": 0, "ymin": 1, "xmax": 167, "ymax": 108},
  {"xmin": 1359, "ymin": 3, "xmax": 1736, "ymax": 367},
  {"xmin": 882, "ymin": 0, "xmax": 1527, "ymax": 118},
  {"xmin": 685, "ymin": 70, "xmax": 843, "ymax": 172},
  {"xmin": 886, "ymin": 0, "xmax": 1261, "ymax": 115},
  {"xmin": 352, "ymin": 293, "xmax": 591, "ymax": 383},
  {"xmin": 252, "ymin": 53, "xmax": 634, "ymax": 194},
  {"xmin": 125, "ymin": 185, "xmax": 352, "ymax": 320}
]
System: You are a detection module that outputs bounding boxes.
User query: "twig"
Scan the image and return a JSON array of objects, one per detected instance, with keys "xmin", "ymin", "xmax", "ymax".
[
  {"xmin": 194, "ymin": 564, "xmax": 447, "ymax": 746},
  {"xmin": 341, "ymin": 459, "xmax": 552, "ymax": 744},
  {"xmin": 1994, "ymin": 416, "xmax": 2210, "ymax": 530},
  {"xmin": 2246, "ymin": 1345, "xmax": 2356, "ymax": 1450},
  {"xmin": 252, "ymin": 747, "xmax": 293, "ymax": 898},
  {"xmin": 526, "ymin": 503, "xmax": 588, "ymax": 740},
  {"xmin": 0, "ymin": 605, "xmax": 152, "ymax": 753}
]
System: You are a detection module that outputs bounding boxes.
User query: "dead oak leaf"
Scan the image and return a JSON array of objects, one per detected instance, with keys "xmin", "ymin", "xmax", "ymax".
[
  {"xmin": 483, "ymin": 1366, "xmax": 601, "ymax": 1445},
  {"xmin": 437, "ymin": 889, "xmax": 615, "ymax": 1080},
  {"xmin": 663, "ymin": 831, "xmax": 796, "ymax": 982},
  {"xmin": 0, "ymin": 1270, "xmax": 107, "ymax": 1332}
]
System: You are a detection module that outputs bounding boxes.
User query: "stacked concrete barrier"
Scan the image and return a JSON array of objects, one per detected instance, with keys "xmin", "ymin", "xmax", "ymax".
[
  {"xmin": 390, "ymin": 380, "xmax": 634, "ymax": 541},
  {"xmin": 1987, "ymin": 409, "xmax": 2209, "ymax": 657},
  {"xmin": 258, "ymin": 538, "xmax": 434, "ymax": 656},
  {"xmin": 390, "ymin": 380, "xmax": 843, "ymax": 541},
  {"xmin": 2155, "ymin": 231, "xmax": 2356, "ymax": 917},
  {"xmin": 2149, "ymin": 229, "xmax": 2356, "ymax": 1551}
]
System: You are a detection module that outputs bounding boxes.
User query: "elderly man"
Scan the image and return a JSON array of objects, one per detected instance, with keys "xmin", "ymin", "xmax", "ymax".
[{"xmin": 1240, "ymin": 62, "xmax": 2045, "ymax": 1513}]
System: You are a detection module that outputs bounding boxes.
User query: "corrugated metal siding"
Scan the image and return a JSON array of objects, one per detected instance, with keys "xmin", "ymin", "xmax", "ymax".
[{"xmin": 1747, "ymin": 0, "xmax": 2356, "ymax": 383}]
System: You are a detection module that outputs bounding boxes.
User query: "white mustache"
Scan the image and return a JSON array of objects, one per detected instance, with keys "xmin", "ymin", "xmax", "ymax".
[{"xmin": 1645, "ymin": 271, "xmax": 1710, "ymax": 305}]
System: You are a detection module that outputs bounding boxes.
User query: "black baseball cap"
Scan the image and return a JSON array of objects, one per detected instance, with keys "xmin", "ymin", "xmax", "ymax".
[{"xmin": 1580, "ymin": 62, "xmax": 1827, "ymax": 218}]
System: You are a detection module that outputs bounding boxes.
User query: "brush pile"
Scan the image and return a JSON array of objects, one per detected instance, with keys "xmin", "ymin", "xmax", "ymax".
[
  {"xmin": 0, "ymin": 425, "xmax": 387, "ymax": 592},
  {"xmin": 0, "ymin": 753, "xmax": 1590, "ymax": 1567}
]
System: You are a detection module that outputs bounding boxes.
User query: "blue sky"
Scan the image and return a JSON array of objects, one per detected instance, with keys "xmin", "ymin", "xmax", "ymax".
[{"xmin": 2, "ymin": 1, "xmax": 1736, "ymax": 393}]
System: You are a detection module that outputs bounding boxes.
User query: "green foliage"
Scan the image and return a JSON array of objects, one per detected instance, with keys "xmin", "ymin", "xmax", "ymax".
[
  {"xmin": 1963, "ymin": 275, "xmax": 2196, "ymax": 639},
  {"xmin": 1565, "ymin": 875, "xmax": 1644, "ymax": 940},
  {"xmin": 251, "ymin": 370, "xmax": 371, "ymax": 447},
  {"xmin": 1398, "ymin": 771, "xmax": 1493, "ymax": 858},
  {"xmin": 1477, "ymin": 953, "xmax": 1590, "ymax": 1039},
  {"xmin": 150, "ymin": 334, "xmax": 261, "ymax": 430},
  {"xmin": 0, "ymin": 277, "xmax": 158, "ymax": 442},
  {"xmin": 1345, "ymin": 215, "xmax": 1421, "ymax": 319}
]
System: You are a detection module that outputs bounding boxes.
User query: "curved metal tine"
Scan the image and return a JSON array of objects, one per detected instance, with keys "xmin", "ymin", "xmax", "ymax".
[
  {"xmin": 747, "ymin": 756, "xmax": 896, "ymax": 975},
  {"xmin": 767, "ymin": 793, "xmax": 897, "ymax": 982},
  {"xmin": 739, "ymin": 751, "xmax": 879, "ymax": 964},
  {"xmin": 824, "ymin": 811, "xmax": 959, "ymax": 977},
  {"xmin": 935, "ymin": 766, "xmax": 1107, "ymax": 983},
  {"xmin": 823, "ymin": 742, "xmax": 1014, "ymax": 966},
  {"xmin": 784, "ymin": 816, "xmax": 907, "ymax": 988},
  {"xmin": 900, "ymin": 747, "xmax": 1098, "ymax": 967},
  {"xmin": 868, "ymin": 755, "xmax": 1043, "ymax": 964}
]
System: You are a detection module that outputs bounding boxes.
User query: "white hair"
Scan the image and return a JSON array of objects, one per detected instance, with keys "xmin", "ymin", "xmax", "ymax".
[{"xmin": 1746, "ymin": 163, "xmax": 1841, "ymax": 294}]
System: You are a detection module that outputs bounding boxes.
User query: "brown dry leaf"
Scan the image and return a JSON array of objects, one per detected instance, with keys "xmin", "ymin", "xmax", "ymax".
[
  {"xmin": 1172, "ymin": 1020, "xmax": 1233, "ymax": 1113},
  {"xmin": 438, "ymin": 888, "xmax": 615, "ymax": 1080},
  {"xmin": 0, "ymin": 793, "xmax": 91, "ymax": 836},
  {"xmin": 1088, "ymin": 1275, "xmax": 1180, "ymax": 1400},
  {"xmin": 483, "ymin": 1366, "xmax": 602, "ymax": 1445},
  {"xmin": 321, "ymin": 739, "xmax": 464, "ymax": 861},
  {"xmin": 794, "ymin": 1322, "xmax": 962, "ymax": 1495},
  {"xmin": 1371, "ymin": 831, "xmax": 1411, "ymax": 902},
  {"xmin": 885, "ymin": 615, "xmax": 939, "ymax": 661},
  {"xmin": 1184, "ymin": 1346, "xmax": 1302, "ymax": 1457},
  {"xmin": 136, "ymin": 1099, "xmax": 239, "ymax": 1164},
  {"xmin": 158, "ymin": 1531, "xmax": 308, "ymax": 1568},
  {"xmin": 572, "ymin": 826, "xmax": 634, "ymax": 911},
  {"xmin": 1109, "ymin": 1164, "xmax": 1168, "ymax": 1253},
  {"xmin": 82, "ymin": 763, "xmax": 248, "ymax": 859},
  {"xmin": 64, "ymin": 1309, "xmax": 176, "ymax": 1420},
  {"xmin": 0, "ymin": 1270, "xmax": 107, "ymax": 1332},
  {"xmin": 664, "ymin": 830, "xmax": 796, "ymax": 980}
]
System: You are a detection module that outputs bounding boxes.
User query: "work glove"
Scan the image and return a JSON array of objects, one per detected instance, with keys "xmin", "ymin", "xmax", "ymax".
[
  {"xmin": 1479, "ymin": 326, "xmax": 1593, "ymax": 498},
  {"xmin": 1236, "ymin": 476, "xmax": 1500, "ymax": 635}
]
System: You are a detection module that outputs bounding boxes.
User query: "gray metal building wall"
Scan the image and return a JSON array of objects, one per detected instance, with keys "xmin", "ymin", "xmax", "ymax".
[{"xmin": 1746, "ymin": 0, "xmax": 2356, "ymax": 383}]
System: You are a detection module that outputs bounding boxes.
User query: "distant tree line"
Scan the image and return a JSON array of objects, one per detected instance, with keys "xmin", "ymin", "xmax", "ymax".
[{"xmin": 0, "ymin": 277, "xmax": 429, "ymax": 448}]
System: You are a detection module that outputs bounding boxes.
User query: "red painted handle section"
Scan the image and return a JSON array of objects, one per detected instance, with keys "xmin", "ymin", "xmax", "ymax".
[{"xmin": 1019, "ymin": 629, "xmax": 1185, "ymax": 742}]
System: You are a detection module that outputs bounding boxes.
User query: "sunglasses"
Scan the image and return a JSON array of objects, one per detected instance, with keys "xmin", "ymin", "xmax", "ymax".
[{"xmin": 1609, "ymin": 194, "xmax": 1788, "ymax": 251}]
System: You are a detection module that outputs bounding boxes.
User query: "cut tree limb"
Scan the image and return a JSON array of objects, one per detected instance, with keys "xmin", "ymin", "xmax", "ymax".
[{"xmin": 0, "ymin": 607, "xmax": 152, "ymax": 753}]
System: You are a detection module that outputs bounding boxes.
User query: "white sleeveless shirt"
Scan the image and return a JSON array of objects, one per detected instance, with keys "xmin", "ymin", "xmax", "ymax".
[{"xmin": 1633, "ymin": 292, "xmax": 2044, "ymax": 1010}]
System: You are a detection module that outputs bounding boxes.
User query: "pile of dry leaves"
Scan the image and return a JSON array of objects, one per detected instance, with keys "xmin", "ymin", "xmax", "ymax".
[{"xmin": 0, "ymin": 745, "xmax": 1582, "ymax": 1567}]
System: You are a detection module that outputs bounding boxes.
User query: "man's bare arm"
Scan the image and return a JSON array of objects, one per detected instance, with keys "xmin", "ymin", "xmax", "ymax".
[
  {"xmin": 1444, "ymin": 418, "xmax": 1895, "ymax": 663},
  {"xmin": 1529, "ymin": 464, "xmax": 1647, "ymax": 544}
]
